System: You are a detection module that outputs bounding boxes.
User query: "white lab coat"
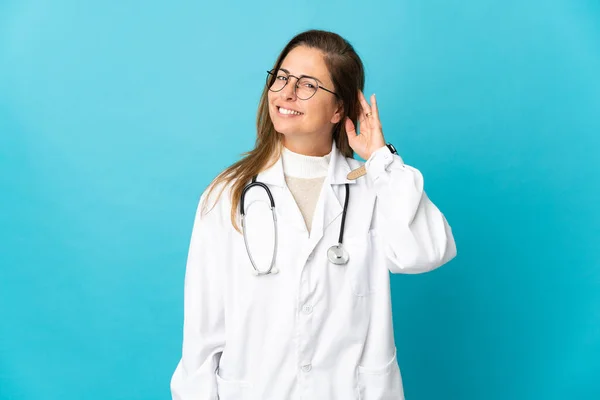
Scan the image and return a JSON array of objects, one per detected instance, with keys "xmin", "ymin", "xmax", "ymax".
[{"xmin": 171, "ymin": 140, "xmax": 457, "ymax": 400}]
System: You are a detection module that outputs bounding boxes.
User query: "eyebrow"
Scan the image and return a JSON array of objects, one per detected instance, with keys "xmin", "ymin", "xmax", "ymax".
[{"xmin": 279, "ymin": 68, "xmax": 324, "ymax": 85}]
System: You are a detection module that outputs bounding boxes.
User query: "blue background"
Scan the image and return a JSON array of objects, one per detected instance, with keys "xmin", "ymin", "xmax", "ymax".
[{"xmin": 1, "ymin": 1, "xmax": 599, "ymax": 399}]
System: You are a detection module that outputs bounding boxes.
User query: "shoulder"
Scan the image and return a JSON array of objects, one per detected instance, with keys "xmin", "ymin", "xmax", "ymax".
[{"xmin": 196, "ymin": 178, "xmax": 236, "ymax": 224}]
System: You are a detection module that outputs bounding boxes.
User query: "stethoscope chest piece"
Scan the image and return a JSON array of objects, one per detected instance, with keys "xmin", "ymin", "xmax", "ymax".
[{"xmin": 327, "ymin": 244, "xmax": 349, "ymax": 265}]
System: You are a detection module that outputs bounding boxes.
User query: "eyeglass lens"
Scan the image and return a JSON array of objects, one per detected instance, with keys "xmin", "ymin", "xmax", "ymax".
[{"xmin": 266, "ymin": 70, "xmax": 318, "ymax": 100}]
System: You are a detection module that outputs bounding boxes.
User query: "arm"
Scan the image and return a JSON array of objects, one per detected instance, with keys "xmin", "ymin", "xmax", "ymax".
[
  {"xmin": 365, "ymin": 145, "xmax": 457, "ymax": 274},
  {"xmin": 171, "ymin": 193, "xmax": 225, "ymax": 399}
]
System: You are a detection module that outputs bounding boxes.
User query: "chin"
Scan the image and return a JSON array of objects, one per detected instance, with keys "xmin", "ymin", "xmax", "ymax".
[
  {"xmin": 274, "ymin": 126, "xmax": 294, "ymax": 137},
  {"xmin": 272, "ymin": 120, "xmax": 295, "ymax": 135}
]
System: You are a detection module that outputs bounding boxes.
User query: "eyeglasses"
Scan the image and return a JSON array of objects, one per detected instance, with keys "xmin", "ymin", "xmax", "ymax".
[{"xmin": 266, "ymin": 69, "xmax": 338, "ymax": 100}]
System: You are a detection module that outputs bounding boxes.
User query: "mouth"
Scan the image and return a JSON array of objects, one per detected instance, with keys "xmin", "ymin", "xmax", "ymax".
[{"xmin": 276, "ymin": 106, "xmax": 304, "ymax": 116}]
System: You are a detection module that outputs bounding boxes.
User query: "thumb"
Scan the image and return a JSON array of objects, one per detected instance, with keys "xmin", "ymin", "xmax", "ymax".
[{"xmin": 345, "ymin": 117, "xmax": 356, "ymax": 139}]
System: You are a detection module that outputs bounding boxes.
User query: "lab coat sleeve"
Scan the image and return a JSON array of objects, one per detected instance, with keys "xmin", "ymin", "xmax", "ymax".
[
  {"xmin": 170, "ymin": 192, "xmax": 226, "ymax": 400},
  {"xmin": 365, "ymin": 145, "xmax": 457, "ymax": 274}
]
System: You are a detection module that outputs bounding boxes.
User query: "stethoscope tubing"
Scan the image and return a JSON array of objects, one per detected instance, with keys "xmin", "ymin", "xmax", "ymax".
[{"xmin": 240, "ymin": 175, "xmax": 349, "ymax": 275}]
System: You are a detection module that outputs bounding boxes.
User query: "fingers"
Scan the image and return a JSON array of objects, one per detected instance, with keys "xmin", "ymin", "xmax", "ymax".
[
  {"xmin": 358, "ymin": 90, "xmax": 381, "ymax": 130},
  {"xmin": 371, "ymin": 94, "xmax": 380, "ymax": 121},
  {"xmin": 345, "ymin": 117, "xmax": 356, "ymax": 136},
  {"xmin": 345, "ymin": 117, "xmax": 358, "ymax": 147},
  {"xmin": 358, "ymin": 90, "xmax": 372, "ymax": 116}
]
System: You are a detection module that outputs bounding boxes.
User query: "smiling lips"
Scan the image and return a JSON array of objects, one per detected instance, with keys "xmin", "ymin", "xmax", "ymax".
[{"xmin": 277, "ymin": 106, "xmax": 304, "ymax": 116}]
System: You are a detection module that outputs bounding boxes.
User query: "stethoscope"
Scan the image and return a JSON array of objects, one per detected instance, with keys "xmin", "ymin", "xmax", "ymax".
[{"xmin": 240, "ymin": 175, "xmax": 350, "ymax": 276}]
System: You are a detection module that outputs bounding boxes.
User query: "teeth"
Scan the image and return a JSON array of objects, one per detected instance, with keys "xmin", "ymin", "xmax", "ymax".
[{"xmin": 279, "ymin": 107, "xmax": 303, "ymax": 115}]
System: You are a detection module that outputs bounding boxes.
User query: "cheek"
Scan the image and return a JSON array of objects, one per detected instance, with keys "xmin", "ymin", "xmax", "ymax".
[
  {"xmin": 306, "ymin": 100, "xmax": 335, "ymax": 123},
  {"xmin": 267, "ymin": 92, "xmax": 276, "ymax": 109}
]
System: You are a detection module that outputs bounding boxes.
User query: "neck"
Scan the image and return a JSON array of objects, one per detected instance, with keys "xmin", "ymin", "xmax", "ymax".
[
  {"xmin": 281, "ymin": 145, "xmax": 331, "ymax": 178},
  {"xmin": 282, "ymin": 135, "xmax": 332, "ymax": 157}
]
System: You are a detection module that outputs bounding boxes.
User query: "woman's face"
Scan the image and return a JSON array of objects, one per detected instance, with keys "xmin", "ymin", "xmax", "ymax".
[{"xmin": 267, "ymin": 46, "xmax": 343, "ymax": 146}]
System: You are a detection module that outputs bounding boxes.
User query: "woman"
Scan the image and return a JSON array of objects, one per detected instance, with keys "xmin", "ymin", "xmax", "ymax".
[{"xmin": 171, "ymin": 29, "xmax": 457, "ymax": 400}]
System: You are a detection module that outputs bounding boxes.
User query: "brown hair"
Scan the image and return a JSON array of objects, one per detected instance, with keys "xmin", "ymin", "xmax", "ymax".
[{"xmin": 200, "ymin": 29, "xmax": 365, "ymax": 232}]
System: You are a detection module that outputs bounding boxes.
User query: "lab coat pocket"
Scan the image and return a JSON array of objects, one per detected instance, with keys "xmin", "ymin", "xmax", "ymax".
[
  {"xmin": 346, "ymin": 229, "xmax": 378, "ymax": 297},
  {"xmin": 215, "ymin": 369, "xmax": 250, "ymax": 400},
  {"xmin": 357, "ymin": 348, "xmax": 404, "ymax": 400}
]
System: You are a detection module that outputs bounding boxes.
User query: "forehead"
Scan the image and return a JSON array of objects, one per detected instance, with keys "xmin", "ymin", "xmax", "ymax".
[{"xmin": 280, "ymin": 46, "xmax": 329, "ymax": 80}]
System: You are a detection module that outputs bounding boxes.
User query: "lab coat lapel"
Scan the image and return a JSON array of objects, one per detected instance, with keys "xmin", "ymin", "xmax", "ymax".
[
  {"xmin": 307, "ymin": 140, "xmax": 356, "ymax": 247},
  {"xmin": 255, "ymin": 152, "xmax": 309, "ymax": 233}
]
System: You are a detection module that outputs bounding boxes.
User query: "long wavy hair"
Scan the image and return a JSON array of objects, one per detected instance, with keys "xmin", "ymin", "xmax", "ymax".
[{"xmin": 201, "ymin": 29, "xmax": 365, "ymax": 233}]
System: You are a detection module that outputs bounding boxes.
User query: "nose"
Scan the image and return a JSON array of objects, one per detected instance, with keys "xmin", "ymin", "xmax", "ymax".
[{"xmin": 279, "ymin": 77, "xmax": 298, "ymax": 101}]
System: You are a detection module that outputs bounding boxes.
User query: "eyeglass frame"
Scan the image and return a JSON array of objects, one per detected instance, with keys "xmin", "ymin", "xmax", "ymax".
[{"xmin": 266, "ymin": 69, "xmax": 338, "ymax": 100}]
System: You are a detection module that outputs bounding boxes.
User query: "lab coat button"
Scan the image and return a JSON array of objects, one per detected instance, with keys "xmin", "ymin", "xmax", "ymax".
[
  {"xmin": 302, "ymin": 305, "xmax": 313, "ymax": 314},
  {"xmin": 301, "ymin": 364, "xmax": 312, "ymax": 372}
]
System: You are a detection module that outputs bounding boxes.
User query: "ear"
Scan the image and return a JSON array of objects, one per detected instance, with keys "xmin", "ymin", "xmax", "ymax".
[{"xmin": 330, "ymin": 100, "xmax": 344, "ymax": 124}]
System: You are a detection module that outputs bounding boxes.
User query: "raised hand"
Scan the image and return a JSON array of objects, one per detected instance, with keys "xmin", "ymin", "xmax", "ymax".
[{"xmin": 344, "ymin": 90, "xmax": 387, "ymax": 160}]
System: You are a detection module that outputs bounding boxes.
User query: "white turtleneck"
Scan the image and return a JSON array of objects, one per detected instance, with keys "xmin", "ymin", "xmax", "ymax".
[{"xmin": 281, "ymin": 145, "xmax": 331, "ymax": 233}]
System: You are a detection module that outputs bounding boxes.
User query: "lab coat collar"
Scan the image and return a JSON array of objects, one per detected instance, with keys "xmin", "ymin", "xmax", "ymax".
[
  {"xmin": 256, "ymin": 139, "xmax": 357, "ymax": 187},
  {"xmin": 254, "ymin": 139, "xmax": 357, "ymax": 243}
]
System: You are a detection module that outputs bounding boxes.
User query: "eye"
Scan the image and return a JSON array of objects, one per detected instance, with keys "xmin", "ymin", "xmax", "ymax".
[{"xmin": 298, "ymin": 80, "xmax": 316, "ymax": 89}]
